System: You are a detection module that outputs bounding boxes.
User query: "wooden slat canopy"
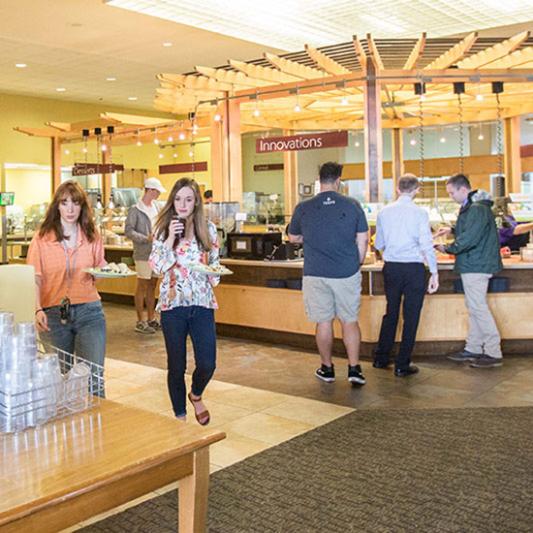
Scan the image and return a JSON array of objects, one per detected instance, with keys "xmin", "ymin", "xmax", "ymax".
[{"xmin": 153, "ymin": 32, "xmax": 533, "ymax": 132}]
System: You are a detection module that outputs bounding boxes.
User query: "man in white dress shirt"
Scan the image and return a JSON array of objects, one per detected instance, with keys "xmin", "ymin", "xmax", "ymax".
[{"xmin": 373, "ymin": 175, "xmax": 439, "ymax": 376}]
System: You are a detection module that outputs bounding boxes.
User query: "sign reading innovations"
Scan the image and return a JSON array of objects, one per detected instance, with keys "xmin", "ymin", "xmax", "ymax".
[{"xmin": 256, "ymin": 131, "xmax": 348, "ymax": 153}]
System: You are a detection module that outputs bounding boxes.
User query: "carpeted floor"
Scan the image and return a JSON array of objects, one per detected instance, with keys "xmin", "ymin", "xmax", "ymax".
[{"xmin": 82, "ymin": 407, "xmax": 533, "ymax": 533}]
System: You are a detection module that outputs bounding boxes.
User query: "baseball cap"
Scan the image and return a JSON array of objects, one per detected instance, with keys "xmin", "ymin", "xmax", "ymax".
[{"xmin": 144, "ymin": 177, "xmax": 166, "ymax": 193}]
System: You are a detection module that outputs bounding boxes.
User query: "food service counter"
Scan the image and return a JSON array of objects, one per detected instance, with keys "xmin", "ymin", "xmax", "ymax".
[
  {"xmin": 11, "ymin": 243, "xmax": 531, "ymax": 356},
  {"xmin": 213, "ymin": 259, "xmax": 533, "ymax": 356}
]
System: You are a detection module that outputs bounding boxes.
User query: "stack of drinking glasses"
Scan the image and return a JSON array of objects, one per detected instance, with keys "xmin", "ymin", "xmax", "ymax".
[{"xmin": 0, "ymin": 312, "xmax": 97, "ymax": 433}]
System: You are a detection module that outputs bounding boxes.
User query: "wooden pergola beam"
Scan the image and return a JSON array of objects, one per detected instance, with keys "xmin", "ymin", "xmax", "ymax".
[
  {"xmin": 263, "ymin": 52, "xmax": 326, "ymax": 80},
  {"xmin": 304, "ymin": 44, "xmax": 351, "ymax": 75},
  {"xmin": 481, "ymin": 46, "xmax": 533, "ymax": 69},
  {"xmin": 229, "ymin": 59, "xmax": 300, "ymax": 84},
  {"xmin": 352, "ymin": 35, "xmax": 367, "ymax": 71},
  {"xmin": 403, "ymin": 33, "xmax": 426, "ymax": 70},
  {"xmin": 366, "ymin": 34, "xmax": 384, "ymax": 71},
  {"xmin": 458, "ymin": 30, "xmax": 530, "ymax": 69},
  {"xmin": 158, "ymin": 73, "xmax": 237, "ymax": 92},
  {"xmin": 424, "ymin": 32, "xmax": 478, "ymax": 70},
  {"xmin": 195, "ymin": 65, "xmax": 269, "ymax": 89}
]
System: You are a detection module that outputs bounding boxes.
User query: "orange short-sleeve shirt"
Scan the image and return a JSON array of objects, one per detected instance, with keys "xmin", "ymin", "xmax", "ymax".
[{"xmin": 27, "ymin": 228, "xmax": 106, "ymax": 309}]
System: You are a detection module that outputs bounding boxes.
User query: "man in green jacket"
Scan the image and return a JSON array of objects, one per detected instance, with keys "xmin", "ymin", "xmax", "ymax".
[{"xmin": 435, "ymin": 174, "xmax": 503, "ymax": 368}]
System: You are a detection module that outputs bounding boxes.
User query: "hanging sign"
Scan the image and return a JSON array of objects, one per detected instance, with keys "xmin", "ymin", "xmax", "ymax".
[
  {"xmin": 72, "ymin": 163, "xmax": 124, "ymax": 176},
  {"xmin": 256, "ymin": 131, "xmax": 348, "ymax": 153},
  {"xmin": 159, "ymin": 162, "xmax": 208, "ymax": 174},
  {"xmin": 253, "ymin": 163, "xmax": 284, "ymax": 171}
]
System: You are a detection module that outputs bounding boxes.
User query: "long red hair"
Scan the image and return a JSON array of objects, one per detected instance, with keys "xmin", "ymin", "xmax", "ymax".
[{"xmin": 39, "ymin": 181, "xmax": 97, "ymax": 242}]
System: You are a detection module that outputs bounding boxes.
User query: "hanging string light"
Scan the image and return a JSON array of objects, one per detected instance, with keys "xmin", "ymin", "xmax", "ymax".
[
  {"xmin": 136, "ymin": 130, "xmax": 142, "ymax": 146},
  {"xmin": 252, "ymin": 92, "xmax": 261, "ymax": 117},
  {"xmin": 492, "ymin": 81, "xmax": 504, "ymax": 177},
  {"xmin": 477, "ymin": 123, "xmax": 484, "ymax": 141},
  {"xmin": 213, "ymin": 99, "xmax": 222, "ymax": 122},
  {"xmin": 414, "ymin": 82, "xmax": 426, "ymax": 179},
  {"xmin": 153, "ymin": 128, "xmax": 160, "ymax": 145},
  {"xmin": 454, "ymin": 82, "xmax": 465, "ymax": 174}
]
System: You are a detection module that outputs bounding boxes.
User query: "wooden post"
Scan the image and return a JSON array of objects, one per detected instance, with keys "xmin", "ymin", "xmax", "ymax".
[
  {"xmin": 102, "ymin": 143, "xmax": 112, "ymax": 206},
  {"xmin": 178, "ymin": 448, "xmax": 210, "ymax": 533},
  {"xmin": 363, "ymin": 61, "xmax": 383, "ymax": 202},
  {"xmin": 504, "ymin": 116, "xmax": 522, "ymax": 194},
  {"xmin": 391, "ymin": 127, "xmax": 404, "ymax": 191},
  {"xmin": 51, "ymin": 137, "xmax": 62, "ymax": 192},
  {"xmin": 227, "ymin": 99, "xmax": 242, "ymax": 204},
  {"xmin": 210, "ymin": 94, "xmax": 242, "ymax": 204},
  {"xmin": 210, "ymin": 109, "xmax": 227, "ymax": 202},
  {"xmin": 283, "ymin": 130, "xmax": 299, "ymax": 215}
]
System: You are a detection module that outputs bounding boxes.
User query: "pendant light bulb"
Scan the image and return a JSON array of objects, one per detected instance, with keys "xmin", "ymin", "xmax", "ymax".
[
  {"xmin": 253, "ymin": 108, "xmax": 261, "ymax": 117},
  {"xmin": 167, "ymin": 135, "xmax": 173, "ymax": 142},
  {"xmin": 214, "ymin": 112, "xmax": 222, "ymax": 122},
  {"xmin": 158, "ymin": 153, "xmax": 164, "ymax": 159},
  {"xmin": 101, "ymin": 144, "xmax": 107, "ymax": 152},
  {"xmin": 354, "ymin": 141, "xmax": 360, "ymax": 147},
  {"xmin": 476, "ymin": 93, "xmax": 484, "ymax": 102},
  {"xmin": 341, "ymin": 96, "xmax": 348, "ymax": 106},
  {"xmin": 136, "ymin": 139, "xmax": 142, "ymax": 147},
  {"xmin": 440, "ymin": 136, "xmax": 446, "ymax": 143},
  {"xmin": 82, "ymin": 146, "xmax": 88, "ymax": 153},
  {"xmin": 478, "ymin": 133, "xmax": 484, "ymax": 141},
  {"xmin": 294, "ymin": 103, "xmax": 301, "ymax": 113},
  {"xmin": 154, "ymin": 138, "xmax": 160, "ymax": 145},
  {"xmin": 64, "ymin": 148, "xmax": 70, "ymax": 155},
  {"xmin": 179, "ymin": 132, "xmax": 186, "ymax": 141},
  {"xmin": 410, "ymin": 138, "xmax": 417, "ymax": 146}
]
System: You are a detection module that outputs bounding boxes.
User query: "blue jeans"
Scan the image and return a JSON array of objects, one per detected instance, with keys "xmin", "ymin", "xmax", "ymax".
[
  {"xmin": 161, "ymin": 306, "xmax": 217, "ymax": 417},
  {"xmin": 41, "ymin": 300, "xmax": 106, "ymax": 397}
]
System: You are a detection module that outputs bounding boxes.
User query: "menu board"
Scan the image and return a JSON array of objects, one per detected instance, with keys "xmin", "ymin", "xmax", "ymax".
[{"xmin": 0, "ymin": 192, "xmax": 15, "ymax": 206}]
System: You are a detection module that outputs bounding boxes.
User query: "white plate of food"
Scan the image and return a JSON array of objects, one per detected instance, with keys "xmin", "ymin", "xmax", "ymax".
[
  {"xmin": 188, "ymin": 263, "xmax": 233, "ymax": 276},
  {"xmin": 83, "ymin": 262, "xmax": 136, "ymax": 278}
]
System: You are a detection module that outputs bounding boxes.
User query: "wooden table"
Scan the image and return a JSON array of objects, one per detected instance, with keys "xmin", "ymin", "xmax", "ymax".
[{"xmin": 0, "ymin": 400, "xmax": 225, "ymax": 532}]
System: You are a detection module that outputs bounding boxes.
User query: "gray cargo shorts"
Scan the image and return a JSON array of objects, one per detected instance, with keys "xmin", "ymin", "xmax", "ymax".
[{"xmin": 302, "ymin": 271, "xmax": 362, "ymax": 323}]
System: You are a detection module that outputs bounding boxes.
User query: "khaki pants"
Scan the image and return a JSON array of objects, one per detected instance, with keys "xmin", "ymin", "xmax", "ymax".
[{"xmin": 461, "ymin": 273, "xmax": 502, "ymax": 358}]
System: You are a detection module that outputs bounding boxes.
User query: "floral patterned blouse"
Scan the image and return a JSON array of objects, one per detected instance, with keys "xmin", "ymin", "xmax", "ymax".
[{"xmin": 149, "ymin": 220, "xmax": 220, "ymax": 311}]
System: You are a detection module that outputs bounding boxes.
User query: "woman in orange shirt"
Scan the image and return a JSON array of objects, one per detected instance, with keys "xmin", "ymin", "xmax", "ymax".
[{"xmin": 27, "ymin": 181, "xmax": 107, "ymax": 393}]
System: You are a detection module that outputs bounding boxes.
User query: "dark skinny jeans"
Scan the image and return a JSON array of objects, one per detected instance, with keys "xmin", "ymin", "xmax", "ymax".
[{"xmin": 160, "ymin": 305, "xmax": 216, "ymax": 417}]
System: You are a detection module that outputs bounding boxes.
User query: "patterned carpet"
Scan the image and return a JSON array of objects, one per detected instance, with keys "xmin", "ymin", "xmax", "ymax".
[{"xmin": 82, "ymin": 407, "xmax": 533, "ymax": 533}]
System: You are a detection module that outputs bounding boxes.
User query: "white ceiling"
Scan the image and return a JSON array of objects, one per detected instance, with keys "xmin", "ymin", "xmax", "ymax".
[
  {"xmin": 0, "ymin": 0, "xmax": 283, "ymax": 111},
  {"xmin": 0, "ymin": 0, "xmax": 531, "ymax": 113},
  {"xmin": 107, "ymin": 0, "xmax": 533, "ymax": 49}
]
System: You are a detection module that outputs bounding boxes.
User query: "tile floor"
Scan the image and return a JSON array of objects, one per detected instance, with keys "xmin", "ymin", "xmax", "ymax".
[{"xmin": 65, "ymin": 302, "xmax": 533, "ymax": 530}]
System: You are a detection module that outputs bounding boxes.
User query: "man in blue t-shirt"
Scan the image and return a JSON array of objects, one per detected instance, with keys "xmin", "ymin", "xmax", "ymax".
[{"xmin": 288, "ymin": 162, "xmax": 369, "ymax": 386}]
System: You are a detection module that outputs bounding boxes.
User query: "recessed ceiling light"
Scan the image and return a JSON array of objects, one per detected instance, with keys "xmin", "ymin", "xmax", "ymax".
[
  {"xmin": 15, "ymin": 63, "xmax": 27, "ymax": 68},
  {"xmin": 56, "ymin": 87, "xmax": 66, "ymax": 92},
  {"xmin": 106, "ymin": 77, "xmax": 117, "ymax": 82},
  {"xmin": 162, "ymin": 42, "xmax": 173, "ymax": 47},
  {"xmin": 128, "ymin": 96, "xmax": 138, "ymax": 101}
]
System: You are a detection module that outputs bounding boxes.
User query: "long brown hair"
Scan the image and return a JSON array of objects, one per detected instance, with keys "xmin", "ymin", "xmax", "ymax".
[
  {"xmin": 39, "ymin": 181, "xmax": 97, "ymax": 242},
  {"xmin": 154, "ymin": 178, "xmax": 212, "ymax": 251}
]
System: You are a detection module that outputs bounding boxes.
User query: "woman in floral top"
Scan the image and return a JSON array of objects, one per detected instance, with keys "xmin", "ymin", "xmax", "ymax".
[{"xmin": 150, "ymin": 178, "xmax": 220, "ymax": 425}]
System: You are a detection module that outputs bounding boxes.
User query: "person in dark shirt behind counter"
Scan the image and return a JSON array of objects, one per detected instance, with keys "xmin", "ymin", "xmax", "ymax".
[{"xmin": 288, "ymin": 162, "xmax": 369, "ymax": 386}]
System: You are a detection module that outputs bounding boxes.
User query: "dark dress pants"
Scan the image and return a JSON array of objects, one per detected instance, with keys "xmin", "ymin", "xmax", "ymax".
[{"xmin": 374, "ymin": 262, "xmax": 427, "ymax": 371}]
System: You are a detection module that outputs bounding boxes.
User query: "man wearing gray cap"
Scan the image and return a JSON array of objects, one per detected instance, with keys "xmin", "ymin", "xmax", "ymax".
[{"xmin": 125, "ymin": 177, "xmax": 166, "ymax": 334}]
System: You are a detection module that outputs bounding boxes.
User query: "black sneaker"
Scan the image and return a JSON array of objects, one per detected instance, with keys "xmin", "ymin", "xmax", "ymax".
[
  {"xmin": 315, "ymin": 364, "xmax": 335, "ymax": 383},
  {"xmin": 470, "ymin": 355, "xmax": 503, "ymax": 368},
  {"xmin": 348, "ymin": 364, "xmax": 366, "ymax": 385},
  {"xmin": 447, "ymin": 349, "xmax": 482, "ymax": 362}
]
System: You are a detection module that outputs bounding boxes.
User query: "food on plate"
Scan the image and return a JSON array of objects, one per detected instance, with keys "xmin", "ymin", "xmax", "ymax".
[{"xmin": 189, "ymin": 263, "xmax": 233, "ymax": 275}]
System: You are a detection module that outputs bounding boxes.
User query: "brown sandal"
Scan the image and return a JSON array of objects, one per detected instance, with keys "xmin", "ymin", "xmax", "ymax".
[{"xmin": 187, "ymin": 392, "xmax": 210, "ymax": 426}]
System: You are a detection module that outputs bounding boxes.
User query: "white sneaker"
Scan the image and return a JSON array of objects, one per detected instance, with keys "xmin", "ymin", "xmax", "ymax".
[{"xmin": 135, "ymin": 321, "xmax": 156, "ymax": 334}]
